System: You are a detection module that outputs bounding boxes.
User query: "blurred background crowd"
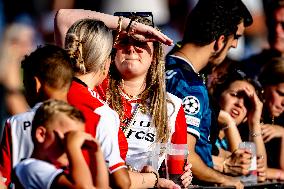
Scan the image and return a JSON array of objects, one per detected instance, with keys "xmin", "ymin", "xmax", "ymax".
[
  {"xmin": 1, "ymin": 0, "xmax": 284, "ymax": 187},
  {"xmin": 0, "ymin": 0, "xmax": 271, "ymax": 140}
]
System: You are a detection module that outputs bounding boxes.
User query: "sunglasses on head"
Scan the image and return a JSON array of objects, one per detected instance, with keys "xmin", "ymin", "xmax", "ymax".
[{"xmin": 114, "ymin": 12, "xmax": 154, "ymax": 27}]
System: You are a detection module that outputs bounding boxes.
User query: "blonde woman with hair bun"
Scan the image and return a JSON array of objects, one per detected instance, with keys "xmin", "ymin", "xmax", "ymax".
[{"xmin": 65, "ymin": 19, "xmax": 131, "ymax": 188}]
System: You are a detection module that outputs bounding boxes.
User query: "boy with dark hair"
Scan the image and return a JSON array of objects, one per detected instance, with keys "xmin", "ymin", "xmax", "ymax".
[
  {"xmin": 21, "ymin": 44, "xmax": 73, "ymax": 107},
  {"xmin": 0, "ymin": 44, "xmax": 73, "ymax": 187},
  {"xmin": 15, "ymin": 99, "xmax": 108, "ymax": 188}
]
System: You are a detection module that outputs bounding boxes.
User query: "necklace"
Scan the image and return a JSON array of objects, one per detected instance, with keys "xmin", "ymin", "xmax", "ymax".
[
  {"xmin": 118, "ymin": 86, "xmax": 141, "ymax": 101},
  {"xmin": 176, "ymin": 50, "xmax": 192, "ymax": 63},
  {"xmin": 272, "ymin": 116, "xmax": 275, "ymax": 125},
  {"xmin": 121, "ymin": 104, "xmax": 140, "ymax": 136},
  {"xmin": 119, "ymin": 79, "xmax": 145, "ymax": 100}
]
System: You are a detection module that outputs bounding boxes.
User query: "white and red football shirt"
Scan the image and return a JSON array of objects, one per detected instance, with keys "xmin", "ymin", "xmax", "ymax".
[
  {"xmin": 0, "ymin": 103, "xmax": 42, "ymax": 186},
  {"xmin": 68, "ymin": 78, "xmax": 126, "ymax": 173},
  {"xmin": 96, "ymin": 79, "xmax": 187, "ymax": 170}
]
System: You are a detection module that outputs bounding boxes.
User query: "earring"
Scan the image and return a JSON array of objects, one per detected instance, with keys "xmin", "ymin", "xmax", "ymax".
[
  {"xmin": 212, "ymin": 51, "xmax": 217, "ymax": 56},
  {"xmin": 102, "ymin": 64, "xmax": 107, "ymax": 75}
]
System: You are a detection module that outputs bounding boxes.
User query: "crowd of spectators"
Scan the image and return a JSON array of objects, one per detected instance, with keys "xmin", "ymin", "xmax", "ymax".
[{"xmin": 0, "ymin": 0, "xmax": 284, "ymax": 188}]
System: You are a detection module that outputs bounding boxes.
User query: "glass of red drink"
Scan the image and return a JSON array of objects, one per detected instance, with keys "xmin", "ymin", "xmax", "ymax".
[{"xmin": 166, "ymin": 144, "xmax": 188, "ymax": 186}]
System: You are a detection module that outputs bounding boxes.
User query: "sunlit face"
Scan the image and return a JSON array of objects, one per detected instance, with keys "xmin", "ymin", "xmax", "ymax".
[
  {"xmin": 271, "ymin": 7, "xmax": 284, "ymax": 52},
  {"xmin": 219, "ymin": 80, "xmax": 255, "ymax": 125},
  {"xmin": 210, "ymin": 22, "xmax": 245, "ymax": 66},
  {"xmin": 42, "ymin": 113, "xmax": 85, "ymax": 166},
  {"xmin": 263, "ymin": 83, "xmax": 284, "ymax": 117},
  {"xmin": 114, "ymin": 33, "xmax": 154, "ymax": 80}
]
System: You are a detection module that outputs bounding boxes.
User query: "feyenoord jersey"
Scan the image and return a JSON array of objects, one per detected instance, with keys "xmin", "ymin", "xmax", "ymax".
[
  {"xmin": 165, "ymin": 55, "xmax": 213, "ymax": 168},
  {"xmin": 96, "ymin": 78, "xmax": 187, "ymax": 170},
  {"xmin": 68, "ymin": 78, "xmax": 126, "ymax": 173},
  {"xmin": 15, "ymin": 158, "xmax": 64, "ymax": 189},
  {"xmin": 0, "ymin": 103, "xmax": 42, "ymax": 186},
  {"xmin": 122, "ymin": 92, "xmax": 187, "ymax": 170}
]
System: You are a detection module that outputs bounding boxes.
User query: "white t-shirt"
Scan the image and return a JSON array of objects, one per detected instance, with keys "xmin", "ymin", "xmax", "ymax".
[{"xmin": 15, "ymin": 158, "xmax": 63, "ymax": 189}]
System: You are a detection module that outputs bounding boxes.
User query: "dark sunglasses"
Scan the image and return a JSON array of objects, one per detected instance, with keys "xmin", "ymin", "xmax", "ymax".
[
  {"xmin": 274, "ymin": 21, "xmax": 284, "ymax": 30},
  {"xmin": 115, "ymin": 35, "xmax": 148, "ymax": 49},
  {"xmin": 114, "ymin": 12, "xmax": 154, "ymax": 27},
  {"xmin": 234, "ymin": 33, "xmax": 242, "ymax": 40}
]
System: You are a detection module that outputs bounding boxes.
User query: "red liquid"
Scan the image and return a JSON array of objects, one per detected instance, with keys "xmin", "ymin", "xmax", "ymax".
[{"xmin": 167, "ymin": 154, "xmax": 185, "ymax": 174}]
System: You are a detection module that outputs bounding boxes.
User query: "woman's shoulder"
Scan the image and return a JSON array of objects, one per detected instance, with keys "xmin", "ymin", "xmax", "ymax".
[
  {"xmin": 166, "ymin": 92, "xmax": 184, "ymax": 119},
  {"xmin": 94, "ymin": 103, "xmax": 119, "ymax": 120}
]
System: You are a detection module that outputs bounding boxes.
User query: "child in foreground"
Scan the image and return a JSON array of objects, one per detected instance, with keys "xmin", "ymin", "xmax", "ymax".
[{"xmin": 14, "ymin": 99, "xmax": 108, "ymax": 189}]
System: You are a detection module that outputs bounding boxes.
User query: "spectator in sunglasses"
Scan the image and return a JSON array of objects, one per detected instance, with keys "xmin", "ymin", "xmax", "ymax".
[
  {"xmin": 165, "ymin": 0, "xmax": 253, "ymax": 188},
  {"xmin": 55, "ymin": 10, "xmax": 191, "ymax": 188},
  {"xmin": 104, "ymin": 14, "xmax": 191, "ymax": 188}
]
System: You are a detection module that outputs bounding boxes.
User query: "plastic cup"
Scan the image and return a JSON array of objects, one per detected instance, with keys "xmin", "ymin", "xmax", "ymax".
[
  {"xmin": 238, "ymin": 141, "xmax": 257, "ymax": 184},
  {"xmin": 166, "ymin": 144, "xmax": 188, "ymax": 185},
  {"xmin": 152, "ymin": 143, "xmax": 167, "ymax": 171}
]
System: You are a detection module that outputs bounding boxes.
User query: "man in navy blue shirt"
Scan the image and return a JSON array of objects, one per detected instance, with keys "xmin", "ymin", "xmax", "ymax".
[{"xmin": 166, "ymin": 0, "xmax": 253, "ymax": 188}]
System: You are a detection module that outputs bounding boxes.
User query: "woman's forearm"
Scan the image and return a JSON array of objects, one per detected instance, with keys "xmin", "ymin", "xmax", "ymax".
[{"xmin": 54, "ymin": 9, "xmax": 130, "ymax": 47}]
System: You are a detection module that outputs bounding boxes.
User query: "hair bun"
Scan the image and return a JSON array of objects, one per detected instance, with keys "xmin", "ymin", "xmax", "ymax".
[{"xmin": 65, "ymin": 33, "xmax": 86, "ymax": 74}]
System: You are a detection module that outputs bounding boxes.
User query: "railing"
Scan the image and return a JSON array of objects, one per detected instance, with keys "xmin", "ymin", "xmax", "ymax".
[{"xmin": 188, "ymin": 181, "xmax": 284, "ymax": 188}]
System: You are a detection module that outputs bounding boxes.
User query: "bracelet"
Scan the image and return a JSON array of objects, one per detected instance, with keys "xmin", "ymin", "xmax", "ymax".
[
  {"xmin": 126, "ymin": 17, "xmax": 135, "ymax": 33},
  {"xmin": 113, "ymin": 16, "xmax": 123, "ymax": 46},
  {"xmin": 126, "ymin": 17, "xmax": 138, "ymax": 35},
  {"xmin": 117, "ymin": 16, "xmax": 123, "ymax": 32},
  {"xmin": 150, "ymin": 171, "xmax": 159, "ymax": 188},
  {"xmin": 251, "ymin": 131, "xmax": 263, "ymax": 137},
  {"xmin": 221, "ymin": 124, "xmax": 231, "ymax": 131}
]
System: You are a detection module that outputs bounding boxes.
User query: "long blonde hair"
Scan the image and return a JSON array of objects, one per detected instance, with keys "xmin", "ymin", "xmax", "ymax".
[{"xmin": 107, "ymin": 16, "xmax": 170, "ymax": 143}]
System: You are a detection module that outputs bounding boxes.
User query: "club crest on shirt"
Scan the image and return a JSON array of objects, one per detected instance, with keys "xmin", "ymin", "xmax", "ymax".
[{"xmin": 183, "ymin": 96, "xmax": 200, "ymax": 115}]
